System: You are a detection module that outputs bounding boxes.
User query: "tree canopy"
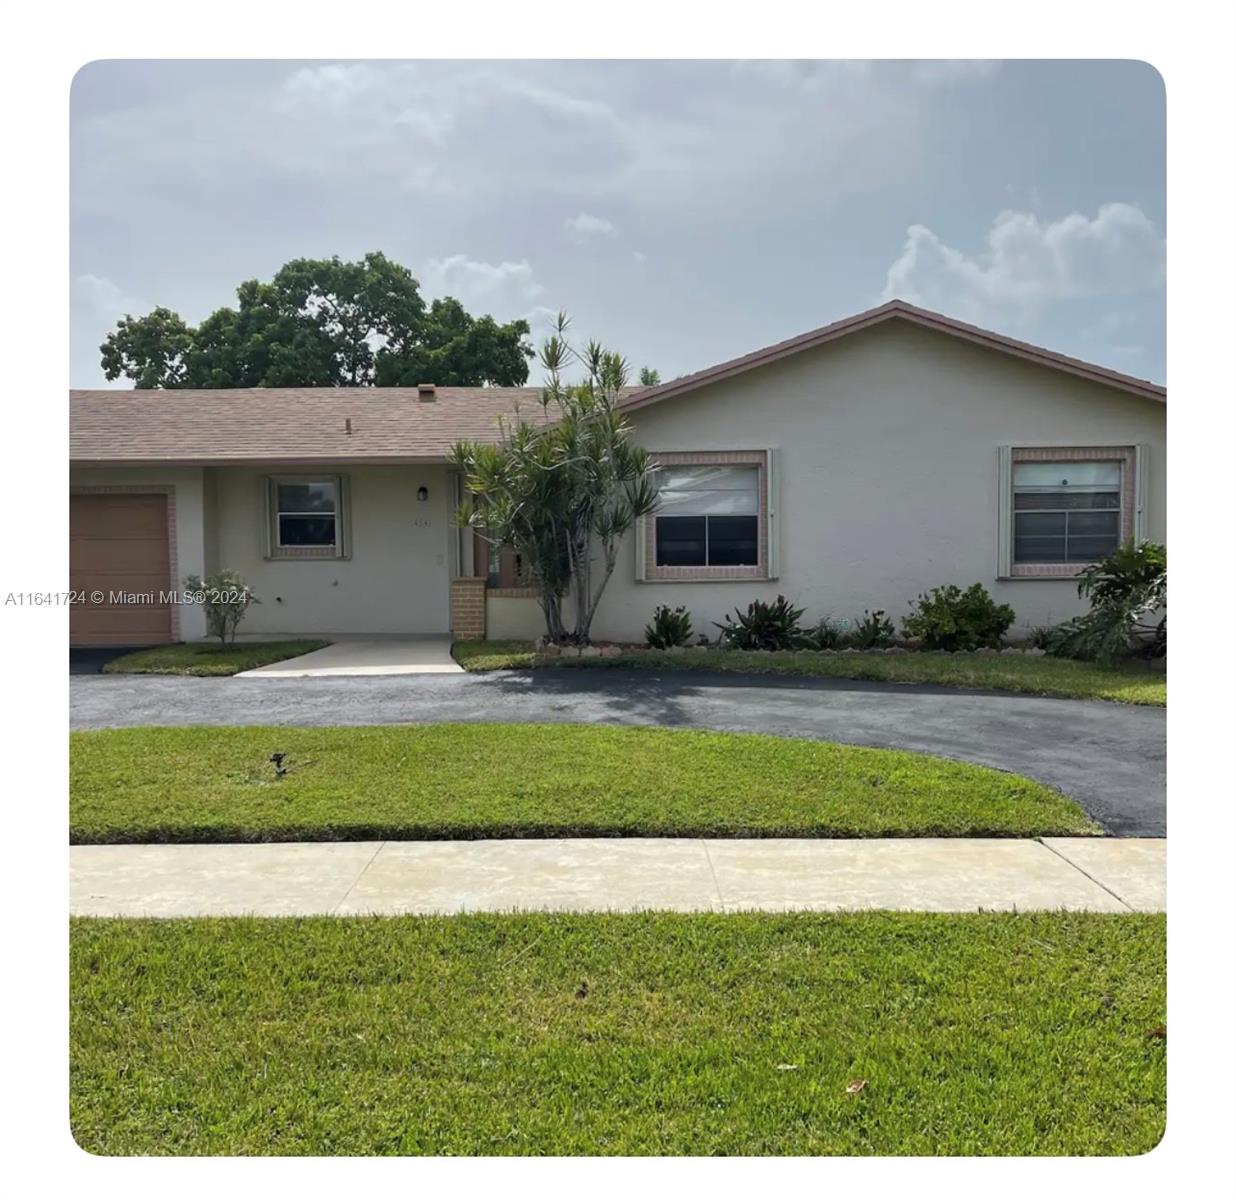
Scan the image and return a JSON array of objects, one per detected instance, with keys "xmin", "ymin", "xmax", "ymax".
[{"xmin": 99, "ymin": 252, "xmax": 535, "ymax": 389}]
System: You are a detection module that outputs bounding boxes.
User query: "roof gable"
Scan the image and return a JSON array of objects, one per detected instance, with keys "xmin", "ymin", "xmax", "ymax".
[{"xmin": 619, "ymin": 300, "xmax": 1166, "ymax": 412}]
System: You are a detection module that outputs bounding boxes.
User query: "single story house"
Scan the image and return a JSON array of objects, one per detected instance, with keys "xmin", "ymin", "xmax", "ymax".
[{"xmin": 69, "ymin": 299, "xmax": 1166, "ymax": 647}]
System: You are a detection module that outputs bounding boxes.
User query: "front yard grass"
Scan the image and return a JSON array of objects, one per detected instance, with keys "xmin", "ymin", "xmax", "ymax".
[
  {"xmin": 69, "ymin": 723, "xmax": 1098, "ymax": 843},
  {"xmin": 451, "ymin": 639, "xmax": 1165, "ymax": 705},
  {"xmin": 101, "ymin": 639, "xmax": 329, "ymax": 677},
  {"xmin": 70, "ymin": 910, "xmax": 1166, "ymax": 1156}
]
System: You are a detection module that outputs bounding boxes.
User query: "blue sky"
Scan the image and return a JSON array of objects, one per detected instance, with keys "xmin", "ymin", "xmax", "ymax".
[{"xmin": 70, "ymin": 59, "xmax": 1166, "ymax": 387}]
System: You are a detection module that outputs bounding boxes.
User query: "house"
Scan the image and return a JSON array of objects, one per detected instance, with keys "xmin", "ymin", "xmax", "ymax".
[{"xmin": 69, "ymin": 300, "xmax": 1166, "ymax": 647}]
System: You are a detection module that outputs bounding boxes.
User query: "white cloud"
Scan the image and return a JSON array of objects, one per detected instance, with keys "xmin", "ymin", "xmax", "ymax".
[
  {"xmin": 420, "ymin": 256, "xmax": 552, "ymax": 344},
  {"xmin": 422, "ymin": 255, "xmax": 544, "ymax": 306},
  {"xmin": 565, "ymin": 212, "xmax": 617, "ymax": 241},
  {"xmin": 881, "ymin": 203, "xmax": 1165, "ymax": 322},
  {"xmin": 71, "ymin": 274, "xmax": 147, "ymax": 387}
]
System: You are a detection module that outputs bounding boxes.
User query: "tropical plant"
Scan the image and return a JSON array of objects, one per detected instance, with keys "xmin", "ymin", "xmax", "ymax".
[
  {"xmin": 901, "ymin": 584, "xmax": 1015, "ymax": 651},
  {"xmin": 183, "ymin": 570, "xmax": 259, "ymax": 646},
  {"xmin": 714, "ymin": 595, "xmax": 809, "ymax": 651},
  {"xmin": 1042, "ymin": 540, "xmax": 1166, "ymax": 661},
  {"xmin": 849, "ymin": 608, "xmax": 897, "ymax": 649},
  {"xmin": 451, "ymin": 314, "xmax": 659, "ymax": 645},
  {"xmin": 806, "ymin": 615, "xmax": 848, "ymax": 650},
  {"xmin": 645, "ymin": 604, "xmax": 693, "ymax": 649}
]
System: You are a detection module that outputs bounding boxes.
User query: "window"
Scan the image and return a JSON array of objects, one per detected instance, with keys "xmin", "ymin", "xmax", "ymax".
[
  {"xmin": 267, "ymin": 476, "xmax": 346, "ymax": 558},
  {"xmin": 654, "ymin": 465, "xmax": 760, "ymax": 567},
  {"xmin": 1012, "ymin": 461, "xmax": 1121, "ymax": 565}
]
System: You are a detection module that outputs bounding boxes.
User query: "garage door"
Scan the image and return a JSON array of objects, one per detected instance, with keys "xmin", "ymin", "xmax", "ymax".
[{"xmin": 70, "ymin": 493, "xmax": 174, "ymax": 646}]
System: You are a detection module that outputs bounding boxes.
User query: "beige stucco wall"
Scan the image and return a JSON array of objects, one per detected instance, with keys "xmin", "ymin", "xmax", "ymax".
[
  {"xmin": 69, "ymin": 465, "xmax": 209, "ymax": 641},
  {"xmin": 206, "ymin": 464, "xmax": 454, "ymax": 635},
  {"xmin": 583, "ymin": 320, "xmax": 1166, "ymax": 642},
  {"xmin": 70, "ymin": 322, "xmax": 1165, "ymax": 646}
]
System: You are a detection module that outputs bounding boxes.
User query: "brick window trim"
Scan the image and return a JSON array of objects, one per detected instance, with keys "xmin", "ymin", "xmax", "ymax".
[
  {"xmin": 70, "ymin": 484, "xmax": 182, "ymax": 641},
  {"xmin": 1000, "ymin": 445, "xmax": 1139, "ymax": 580},
  {"xmin": 639, "ymin": 450, "xmax": 772, "ymax": 583}
]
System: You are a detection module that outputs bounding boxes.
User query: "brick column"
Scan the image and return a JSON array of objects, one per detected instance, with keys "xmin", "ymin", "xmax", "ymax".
[{"xmin": 450, "ymin": 576, "xmax": 487, "ymax": 639}]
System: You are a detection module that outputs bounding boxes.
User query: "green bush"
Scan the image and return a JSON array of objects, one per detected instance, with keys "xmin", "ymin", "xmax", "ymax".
[
  {"xmin": 183, "ymin": 570, "xmax": 259, "ymax": 646},
  {"xmin": 644, "ymin": 604, "xmax": 694, "ymax": 649},
  {"xmin": 901, "ymin": 584, "xmax": 1015, "ymax": 652},
  {"xmin": 806, "ymin": 615, "xmax": 848, "ymax": 650},
  {"xmin": 1043, "ymin": 541, "xmax": 1166, "ymax": 662},
  {"xmin": 849, "ymin": 609, "xmax": 896, "ymax": 649},
  {"xmin": 714, "ymin": 595, "xmax": 809, "ymax": 651}
]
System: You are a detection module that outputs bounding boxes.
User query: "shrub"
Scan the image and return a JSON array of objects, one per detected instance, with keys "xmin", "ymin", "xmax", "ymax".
[
  {"xmin": 901, "ymin": 584, "xmax": 1015, "ymax": 652},
  {"xmin": 1043, "ymin": 540, "xmax": 1166, "ymax": 662},
  {"xmin": 645, "ymin": 604, "xmax": 693, "ymax": 649},
  {"xmin": 714, "ymin": 595, "xmax": 808, "ymax": 651},
  {"xmin": 806, "ymin": 615, "xmax": 848, "ymax": 650},
  {"xmin": 183, "ymin": 570, "xmax": 259, "ymax": 646},
  {"xmin": 848, "ymin": 608, "xmax": 896, "ymax": 649}
]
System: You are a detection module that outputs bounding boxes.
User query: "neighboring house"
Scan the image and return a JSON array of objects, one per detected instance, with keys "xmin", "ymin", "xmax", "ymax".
[{"xmin": 69, "ymin": 300, "xmax": 1166, "ymax": 646}]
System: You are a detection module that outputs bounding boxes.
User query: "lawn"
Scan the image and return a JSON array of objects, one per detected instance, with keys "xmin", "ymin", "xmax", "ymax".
[
  {"xmin": 451, "ymin": 640, "xmax": 1165, "ymax": 705},
  {"xmin": 69, "ymin": 723, "xmax": 1098, "ymax": 843},
  {"xmin": 70, "ymin": 910, "xmax": 1166, "ymax": 1156},
  {"xmin": 101, "ymin": 639, "xmax": 329, "ymax": 676}
]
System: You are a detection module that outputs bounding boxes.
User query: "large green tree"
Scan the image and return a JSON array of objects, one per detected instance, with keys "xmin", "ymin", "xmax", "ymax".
[{"xmin": 99, "ymin": 253, "xmax": 534, "ymax": 389}]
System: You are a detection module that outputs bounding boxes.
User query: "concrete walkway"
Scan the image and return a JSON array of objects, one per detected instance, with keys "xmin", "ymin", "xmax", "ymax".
[
  {"xmin": 70, "ymin": 837, "xmax": 1165, "ymax": 917},
  {"xmin": 236, "ymin": 635, "xmax": 462, "ymax": 677},
  {"xmin": 71, "ymin": 669, "xmax": 1167, "ymax": 836}
]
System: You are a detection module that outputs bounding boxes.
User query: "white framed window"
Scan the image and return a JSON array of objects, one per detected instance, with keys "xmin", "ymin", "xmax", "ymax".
[
  {"xmin": 265, "ymin": 475, "xmax": 348, "ymax": 559},
  {"xmin": 654, "ymin": 465, "xmax": 760, "ymax": 567}
]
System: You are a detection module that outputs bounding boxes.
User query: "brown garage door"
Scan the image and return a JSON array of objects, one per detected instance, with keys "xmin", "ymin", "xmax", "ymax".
[{"xmin": 70, "ymin": 493, "xmax": 174, "ymax": 646}]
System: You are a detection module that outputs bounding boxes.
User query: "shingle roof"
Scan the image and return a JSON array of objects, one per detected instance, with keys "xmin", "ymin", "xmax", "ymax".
[
  {"xmin": 71, "ymin": 301, "xmax": 1165, "ymax": 465},
  {"xmin": 69, "ymin": 386, "xmax": 562, "ymax": 465}
]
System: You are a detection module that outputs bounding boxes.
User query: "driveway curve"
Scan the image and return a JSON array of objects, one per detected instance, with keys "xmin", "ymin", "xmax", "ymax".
[{"xmin": 70, "ymin": 668, "xmax": 1165, "ymax": 837}]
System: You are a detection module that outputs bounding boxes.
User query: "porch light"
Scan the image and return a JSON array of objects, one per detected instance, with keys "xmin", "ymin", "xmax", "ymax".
[{"xmin": 417, "ymin": 486, "xmax": 429, "ymax": 502}]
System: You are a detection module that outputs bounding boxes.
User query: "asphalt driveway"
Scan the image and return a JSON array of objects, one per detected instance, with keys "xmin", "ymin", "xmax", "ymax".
[
  {"xmin": 70, "ymin": 668, "xmax": 1166, "ymax": 837},
  {"xmin": 69, "ymin": 646, "xmax": 150, "ymax": 675}
]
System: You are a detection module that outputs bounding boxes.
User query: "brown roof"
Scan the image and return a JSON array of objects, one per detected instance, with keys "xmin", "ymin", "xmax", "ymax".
[
  {"xmin": 619, "ymin": 299, "xmax": 1167, "ymax": 412},
  {"xmin": 69, "ymin": 386, "xmax": 560, "ymax": 465},
  {"xmin": 70, "ymin": 301, "xmax": 1164, "ymax": 464}
]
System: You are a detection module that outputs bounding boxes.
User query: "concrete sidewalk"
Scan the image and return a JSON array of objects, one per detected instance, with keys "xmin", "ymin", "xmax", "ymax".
[
  {"xmin": 236, "ymin": 635, "xmax": 462, "ymax": 677},
  {"xmin": 70, "ymin": 837, "xmax": 1165, "ymax": 918}
]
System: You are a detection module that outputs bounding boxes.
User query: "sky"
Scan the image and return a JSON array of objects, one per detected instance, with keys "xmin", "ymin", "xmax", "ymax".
[{"xmin": 70, "ymin": 59, "xmax": 1166, "ymax": 388}]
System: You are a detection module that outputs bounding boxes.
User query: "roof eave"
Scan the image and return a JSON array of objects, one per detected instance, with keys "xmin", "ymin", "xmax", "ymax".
[{"xmin": 70, "ymin": 454, "xmax": 457, "ymax": 468}]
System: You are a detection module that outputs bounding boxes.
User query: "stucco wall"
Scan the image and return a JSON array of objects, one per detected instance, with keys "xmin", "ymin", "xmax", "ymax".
[
  {"xmin": 209, "ymin": 464, "xmax": 453, "ymax": 634},
  {"xmin": 586, "ymin": 321, "xmax": 1166, "ymax": 642},
  {"xmin": 69, "ymin": 465, "xmax": 209, "ymax": 641}
]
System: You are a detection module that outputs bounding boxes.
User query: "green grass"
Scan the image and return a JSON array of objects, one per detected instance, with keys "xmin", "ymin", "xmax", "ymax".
[
  {"xmin": 452, "ymin": 640, "xmax": 1165, "ymax": 705},
  {"xmin": 70, "ymin": 910, "xmax": 1166, "ymax": 1156},
  {"xmin": 101, "ymin": 640, "xmax": 329, "ymax": 676},
  {"xmin": 452, "ymin": 637, "xmax": 537, "ymax": 671},
  {"xmin": 69, "ymin": 723, "xmax": 1098, "ymax": 843}
]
